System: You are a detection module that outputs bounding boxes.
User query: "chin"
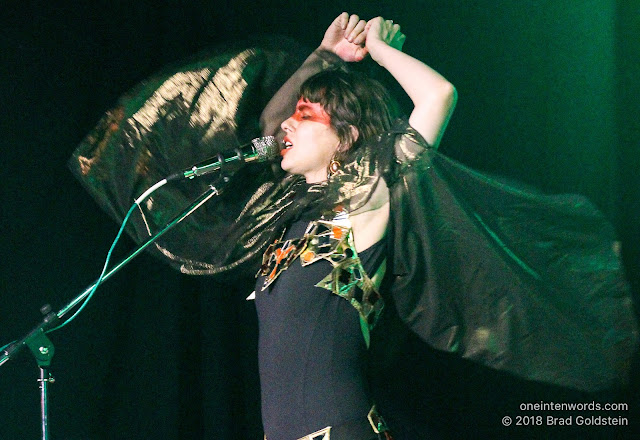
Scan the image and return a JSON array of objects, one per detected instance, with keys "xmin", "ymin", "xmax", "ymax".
[
  {"xmin": 280, "ymin": 159, "xmax": 292, "ymax": 173},
  {"xmin": 280, "ymin": 155, "xmax": 300, "ymax": 175}
]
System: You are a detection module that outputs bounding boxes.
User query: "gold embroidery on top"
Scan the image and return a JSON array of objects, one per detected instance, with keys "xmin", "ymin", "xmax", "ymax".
[{"xmin": 257, "ymin": 209, "xmax": 385, "ymax": 345}]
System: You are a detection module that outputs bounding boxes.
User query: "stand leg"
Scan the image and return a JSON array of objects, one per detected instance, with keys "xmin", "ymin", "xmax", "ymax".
[{"xmin": 38, "ymin": 366, "xmax": 54, "ymax": 440}]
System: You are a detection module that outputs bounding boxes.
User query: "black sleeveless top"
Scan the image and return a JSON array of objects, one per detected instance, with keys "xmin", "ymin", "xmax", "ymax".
[{"xmin": 255, "ymin": 214, "xmax": 386, "ymax": 440}]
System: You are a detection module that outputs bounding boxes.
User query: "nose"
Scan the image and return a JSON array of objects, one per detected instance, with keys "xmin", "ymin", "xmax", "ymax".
[{"xmin": 281, "ymin": 116, "xmax": 296, "ymax": 132}]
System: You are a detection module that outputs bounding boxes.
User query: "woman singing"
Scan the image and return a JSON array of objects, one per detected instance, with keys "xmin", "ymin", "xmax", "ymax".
[
  {"xmin": 70, "ymin": 9, "xmax": 636, "ymax": 440},
  {"xmin": 253, "ymin": 12, "xmax": 456, "ymax": 440}
]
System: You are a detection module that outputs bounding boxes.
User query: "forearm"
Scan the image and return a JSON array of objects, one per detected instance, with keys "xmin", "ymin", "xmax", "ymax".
[
  {"xmin": 261, "ymin": 12, "xmax": 368, "ymax": 136},
  {"xmin": 259, "ymin": 50, "xmax": 341, "ymax": 136},
  {"xmin": 369, "ymin": 41, "xmax": 457, "ymax": 148}
]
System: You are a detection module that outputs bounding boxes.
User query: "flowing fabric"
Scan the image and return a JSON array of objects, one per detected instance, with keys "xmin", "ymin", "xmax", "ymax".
[
  {"xmin": 381, "ymin": 127, "xmax": 636, "ymax": 391},
  {"xmin": 69, "ymin": 43, "xmax": 637, "ymax": 394},
  {"xmin": 69, "ymin": 41, "xmax": 316, "ymax": 277}
]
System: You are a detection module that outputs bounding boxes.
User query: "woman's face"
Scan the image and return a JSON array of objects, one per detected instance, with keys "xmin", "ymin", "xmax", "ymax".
[{"xmin": 280, "ymin": 99, "xmax": 340, "ymax": 183}]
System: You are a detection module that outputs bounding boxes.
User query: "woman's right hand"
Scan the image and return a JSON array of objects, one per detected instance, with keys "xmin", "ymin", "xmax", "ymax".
[{"xmin": 318, "ymin": 12, "xmax": 369, "ymax": 62}]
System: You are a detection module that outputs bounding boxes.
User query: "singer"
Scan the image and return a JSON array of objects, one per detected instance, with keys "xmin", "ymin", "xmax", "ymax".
[
  {"xmin": 70, "ymin": 10, "xmax": 637, "ymax": 440},
  {"xmin": 251, "ymin": 13, "xmax": 455, "ymax": 440}
]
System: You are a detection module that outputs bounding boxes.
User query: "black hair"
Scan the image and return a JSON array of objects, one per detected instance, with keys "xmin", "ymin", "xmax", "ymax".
[{"xmin": 298, "ymin": 67, "xmax": 399, "ymax": 158}]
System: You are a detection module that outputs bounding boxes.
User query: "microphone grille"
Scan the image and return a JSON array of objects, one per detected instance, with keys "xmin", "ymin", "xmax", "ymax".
[{"xmin": 251, "ymin": 136, "xmax": 280, "ymax": 161}]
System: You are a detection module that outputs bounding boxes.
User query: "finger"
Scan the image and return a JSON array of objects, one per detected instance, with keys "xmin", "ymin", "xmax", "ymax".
[
  {"xmin": 336, "ymin": 12, "xmax": 349, "ymax": 29},
  {"xmin": 348, "ymin": 19, "xmax": 367, "ymax": 42},
  {"xmin": 364, "ymin": 17, "xmax": 377, "ymax": 33},
  {"xmin": 395, "ymin": 32, "xmax": 406, "ymax": 50},
  {"xmin": 384, "ymin": 20, "xmax": 395, "ymax": 32},
  {"xmin": 352, "ymin": 25, "xmax": 368, "ymax": 45},
  {"xmin": 367, "ymin": 16, "xmax": 382, "ymax": 32},
  {"xmin": 355, "ymin": 45, "xmax": 369, "ymax": 60},
  {"xmin": 345, "ymin": 14, "xmax": 360, "ymax": 36}
]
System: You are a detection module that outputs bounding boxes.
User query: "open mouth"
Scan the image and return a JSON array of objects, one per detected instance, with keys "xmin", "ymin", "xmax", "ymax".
[{"xmin": 281, "ymin": 139, "xmax": 293, "ymax": 156}]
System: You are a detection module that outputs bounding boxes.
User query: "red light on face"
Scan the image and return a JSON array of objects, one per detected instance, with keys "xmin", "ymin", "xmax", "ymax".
[{"xmin": 290, "ymin": 99, "xmax": 332, "ymax": 126}]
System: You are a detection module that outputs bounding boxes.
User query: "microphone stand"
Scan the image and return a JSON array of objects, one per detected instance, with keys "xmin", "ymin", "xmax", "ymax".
[{"xmin": 0, "ymin": 181, "xmax": 224, "ymax": 440}]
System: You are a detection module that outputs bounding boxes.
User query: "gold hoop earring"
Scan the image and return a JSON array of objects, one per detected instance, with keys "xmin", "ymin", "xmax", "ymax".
[{"xmin": 328, "ymin": 159, "xmax": 341, "ymax": 178}]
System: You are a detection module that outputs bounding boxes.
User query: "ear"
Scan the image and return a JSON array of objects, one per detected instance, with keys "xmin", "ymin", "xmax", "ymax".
[
  {"xmin": 349, "ymin": 125, "xmax": 359, "ymax": 144},
  {"xmin": 338, "ymin": 125, "xmax": 360, "ymax": 152}
]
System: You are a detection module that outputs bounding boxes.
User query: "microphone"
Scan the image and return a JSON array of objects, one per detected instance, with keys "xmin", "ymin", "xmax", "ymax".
[{"xmin": 169, "ymin": 136, "xmax": 280, "ymax": 181}]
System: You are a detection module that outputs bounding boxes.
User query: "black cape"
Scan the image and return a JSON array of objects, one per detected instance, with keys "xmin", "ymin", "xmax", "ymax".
[{"xmin": 69, "ymin": 43, "xmax": 637, "ymax": 398}]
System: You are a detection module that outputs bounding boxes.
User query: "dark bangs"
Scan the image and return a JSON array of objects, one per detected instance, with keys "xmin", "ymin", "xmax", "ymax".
[{"xmin": 299, "ymin": 69, "xmax": 397, "ymax": 152}]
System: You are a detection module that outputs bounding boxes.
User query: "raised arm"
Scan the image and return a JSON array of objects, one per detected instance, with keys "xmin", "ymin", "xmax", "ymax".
[
  {"xmin": 260, "ymin": 12, "xmax": 369, "ymax": 136},
  {"xmin": 365, "ymin": 17, "xmax": 457, "ymax": 149}
]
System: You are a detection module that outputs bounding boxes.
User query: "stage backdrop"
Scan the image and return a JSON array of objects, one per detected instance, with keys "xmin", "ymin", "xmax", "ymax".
[{"xmin": 2, "ymin": 1, "xmax": 638, "ymax": 439}]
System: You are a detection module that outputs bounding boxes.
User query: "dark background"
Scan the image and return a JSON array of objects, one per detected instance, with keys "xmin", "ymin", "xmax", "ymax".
[{"xmin": 1, "ymin": 1, "xmax": 638, "ymax": 439}]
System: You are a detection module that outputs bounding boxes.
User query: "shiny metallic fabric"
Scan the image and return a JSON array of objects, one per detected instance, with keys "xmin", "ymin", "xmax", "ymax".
[
  {"xmin": 69, "ymin": 43, "xmax": 310, "ymax": 276},
  {"xmin": 70, "ymin": 43, "xmax": 637, "ymax": 393}
]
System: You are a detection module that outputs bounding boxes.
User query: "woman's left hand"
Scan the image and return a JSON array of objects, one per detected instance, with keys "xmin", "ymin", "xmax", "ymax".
[{"xmin": 365, "ymin": 17, "xmax": 406, "ymax": 60}]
